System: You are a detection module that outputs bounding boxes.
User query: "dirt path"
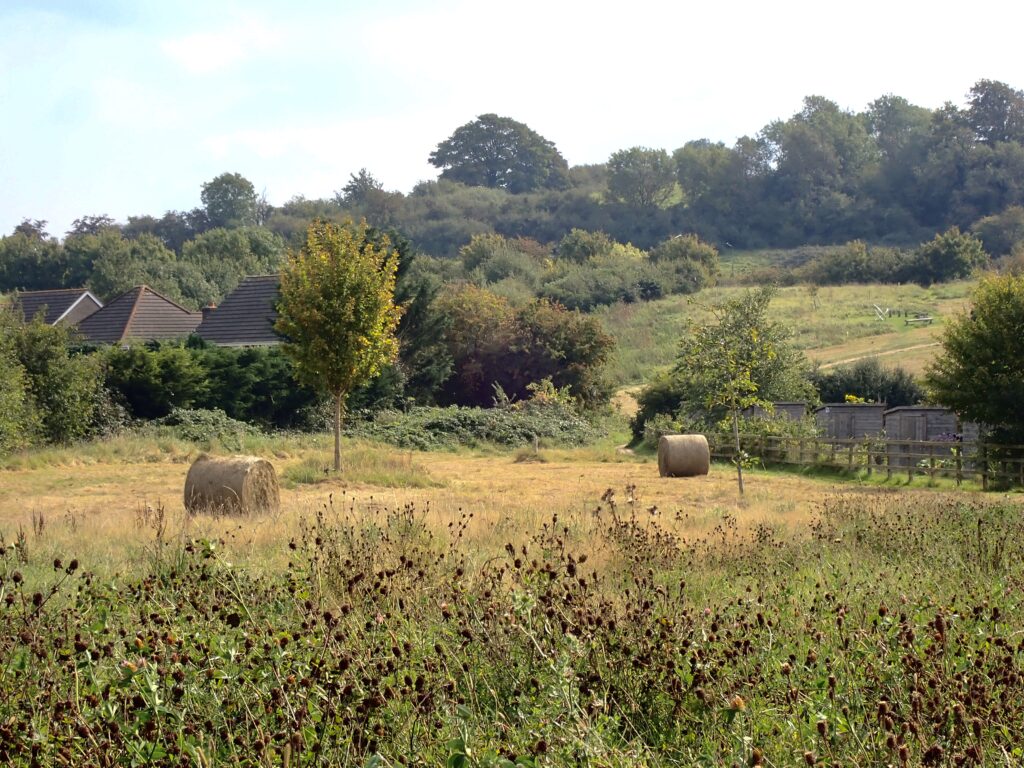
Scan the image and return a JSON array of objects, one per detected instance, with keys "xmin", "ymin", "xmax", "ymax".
[{"xmin": 817, "ymin": 342, "xmax": 940, "ymax": 369}]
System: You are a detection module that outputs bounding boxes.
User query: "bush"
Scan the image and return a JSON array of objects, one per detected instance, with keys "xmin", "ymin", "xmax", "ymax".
[
  {"xmin": 104, "ymin": 343, "xmax": 208, "ymax": 420},
  {"xmin": 811, "ymin": 359, "xmax": 923, "ymax": 407},
  {"xmin": 150, "ymin": 407, "xmax": 259, "ymax": 450},
  {"xmin": 345, "ymin": 400, "xmax": 600, "ymax": 450}
]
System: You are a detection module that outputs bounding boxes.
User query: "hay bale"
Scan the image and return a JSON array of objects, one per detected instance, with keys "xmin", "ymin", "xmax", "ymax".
[
  {"xmin": 184, "ymin": 454, "xmax": 279, "ymax": 515},
  {"xmin": 657, "ymin": 434, "xmax": 710, "ymax": 477}
]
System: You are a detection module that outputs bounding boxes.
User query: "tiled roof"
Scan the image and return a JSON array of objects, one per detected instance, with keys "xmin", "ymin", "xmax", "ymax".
[
  {"xmin": 196, "ymin": 275, "xmax": 281, "ymax": 346},
  {"xmin": 75, "ymin": 286, "xmax": 201, "ymax": 344},
  {"xmin": 13, "ymin": 288, "xmax": 102, "ymax": 325}
]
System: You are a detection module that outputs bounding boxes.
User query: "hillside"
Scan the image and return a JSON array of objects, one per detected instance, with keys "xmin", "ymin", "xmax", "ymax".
[{"xmin": 596, "ymin": 280, "xmax": 973, "ymax": 387}]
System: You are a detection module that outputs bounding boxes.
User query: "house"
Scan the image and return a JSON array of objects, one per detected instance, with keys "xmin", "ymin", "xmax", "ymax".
[
  {"xmin": 13, "ymin": 288, "xmax": 102, "ymax": 326},
  {"xmin": 814, "ymin": 403, "xmax": 887, "ymax": 439},
  {"xmin": 741, "ymin": 402, "xmax": 808, "ymax": 421},
  {"xmin": 195, "ymin": 275, "xmax": 281, "ymax": 347},
  {"xmin": 74, "ymin": 285, "xmax": 201, "ymax": 344}
]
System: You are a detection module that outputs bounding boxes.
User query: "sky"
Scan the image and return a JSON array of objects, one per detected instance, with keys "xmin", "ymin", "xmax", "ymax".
[{"xmin": 2, "ymin": 0, "xmax": 1023, "ymax": 238}]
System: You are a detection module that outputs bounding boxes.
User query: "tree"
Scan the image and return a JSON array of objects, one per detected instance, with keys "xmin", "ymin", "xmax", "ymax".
[
  {"xmin": 275, "ymin": 220, "xmax": 403, "ymax": 471},
  {"xmin": 606, "ymin": 147, "xmax": 677, "ymax": 208},
  {"xmin": 971, "ymin": 205, "xmax": 1024, "ymax": 256},
  {"xmin": 337, "ymin": 168, "xmax": 384, "ymax": 205},
  {"xmin": 429, "ymin": 114, "xmax": 569, "ymax": 193},
  {"xmin": 925, "ymin": 273, "xmax": 1024, "ymax": 442},
  {"xmin": 201, "ymin": 172, "xmax": 259, "ymax": 229},
  {"xmin": 967, "ymin": 79, "xmax": 1024, "ymax": 145},
  {"xmin": 668, "ymin": 287, "xmax": 812, "ymax": 494},
  {"xmin": 67, "ymin": 215, "xmax": 118, "ymax": 237}
]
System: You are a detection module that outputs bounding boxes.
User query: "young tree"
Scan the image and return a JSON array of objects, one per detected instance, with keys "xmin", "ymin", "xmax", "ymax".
[
  {"xmin": 275, "ymin": 220, "xmax": 403, "ymax": 471},
  {"xmin": 672, "ymin": 287, "xmax": 812, "ymax": 494},
  {"xmin": 925, "ymin": 273, "xmax": 1024, "ymax": 442}
]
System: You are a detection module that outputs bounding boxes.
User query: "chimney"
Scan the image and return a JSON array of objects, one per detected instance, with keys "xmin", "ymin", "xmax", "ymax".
[{"xmin": 202, "ymin": 303, "xmax": 216, "ymax": 322}]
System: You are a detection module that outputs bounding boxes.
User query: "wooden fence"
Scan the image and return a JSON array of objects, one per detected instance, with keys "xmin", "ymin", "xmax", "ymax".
[{"xmin": 706, "ymin": 434, "xmax": 1024, "ymax": 488}]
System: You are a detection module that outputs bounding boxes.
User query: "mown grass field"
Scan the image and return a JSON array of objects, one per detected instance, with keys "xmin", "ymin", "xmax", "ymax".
[
  {"xmin": 2, "ymin": 433, "xmax": 1023, "ymax": 765},
  {"xmin": 597, "ymin": 280, "xmax": 973, "ymax": 387}
]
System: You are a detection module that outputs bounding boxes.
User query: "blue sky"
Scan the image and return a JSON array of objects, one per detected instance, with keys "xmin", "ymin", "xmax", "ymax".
[{"xmin": 2, "ymin": 0, "xmax": 1022, "ymax": 238}]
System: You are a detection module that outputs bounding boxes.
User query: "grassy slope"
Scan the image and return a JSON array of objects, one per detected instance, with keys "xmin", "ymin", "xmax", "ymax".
[{"xmin": 596, "ymin": 280, "xmax": 973, "ymax": 387}]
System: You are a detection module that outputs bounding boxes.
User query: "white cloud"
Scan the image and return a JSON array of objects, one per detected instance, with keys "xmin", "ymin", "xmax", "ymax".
[{"xmin": 161, "ymin": 18, "xmax": 280, "ymax": 75}]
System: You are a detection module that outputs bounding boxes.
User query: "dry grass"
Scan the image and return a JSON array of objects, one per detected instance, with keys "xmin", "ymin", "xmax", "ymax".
[{"xmin": 0, "ymin": 437, "xmax": 980, "ymax": 579}]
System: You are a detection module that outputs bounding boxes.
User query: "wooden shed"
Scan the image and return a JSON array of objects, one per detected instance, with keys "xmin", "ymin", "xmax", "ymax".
[
  {"xmin": 742, "ymin": 402, "xmax": 808, "ymax": 421},
  {"xmin": 883, "ymin": 406, "xmax": 959, "ymax": 442},
  {"xmin": 884, "ymin": 406, "xmax": 965, "ymax": 468},
  {"xmin": 814, "ymin": 403, "xmax": 886, "ymax": 439}
]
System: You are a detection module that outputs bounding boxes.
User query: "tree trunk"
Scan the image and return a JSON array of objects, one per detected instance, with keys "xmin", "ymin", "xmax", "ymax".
[
  {"xmin": 333, "ymin": 392, "xmax": 343, "ymax": 473},
  {"xmin": 733, "ymin": 407, "xmax": 745, "ymax": 496}
]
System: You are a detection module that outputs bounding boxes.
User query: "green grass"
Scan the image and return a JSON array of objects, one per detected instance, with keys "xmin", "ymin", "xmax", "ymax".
[{"xmin": 596, "ymin": 280, "xmax": 974, "ymax": 387}]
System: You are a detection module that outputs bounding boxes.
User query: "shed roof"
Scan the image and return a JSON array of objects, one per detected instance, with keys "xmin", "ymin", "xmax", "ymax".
[
  {"xmin": 195, "ymin": 275, "xmax": 281, "ymax": 346},
  {"xmin": 813, "ymin": 402, "xmax": 887, "ymax": 412},
  {"xmin": 883, "ymin": 406, "xmax": 954, "ymax": 415},
  {"xmin": 13, "ymin": 288, "xmax": 102, "ymax": 325},
  {"xmin": 75, "ymin": 286, "xmax": 201, "ymax": 343}
]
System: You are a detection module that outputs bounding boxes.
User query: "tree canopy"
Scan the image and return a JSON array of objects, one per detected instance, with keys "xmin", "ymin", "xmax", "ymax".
[
  {"xmin": 429, "ymin": 114, "xmax": 569, "ymax": 193},
  {"xmin": 925, "ymin": 273, "xmax": 1024, "ymax": 442},
  {"xmin": 275, "ymin": 220, "xmax": 403, "ymax": 470}
]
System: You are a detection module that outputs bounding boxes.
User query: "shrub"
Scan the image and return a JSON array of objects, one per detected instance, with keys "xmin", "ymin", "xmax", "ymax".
[
  {"xmin": 345, "ymin": 401, "xmax": 600, "ymax": 450},
  {"xmin": 150, "ymin": 407, "xmax": 259, "ymax": 450},
  {"xmin": 811, "ymin": 359, "xmax": 923, "ymax": 407}
]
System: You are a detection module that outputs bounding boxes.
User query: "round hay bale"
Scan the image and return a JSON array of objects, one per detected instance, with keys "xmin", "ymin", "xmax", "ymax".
[
  {"xmin": 184, "ymin": 454, "xmax": 280, "ymax": 515},
  {"xmin": 657, "ymin": 434, "xmax": 710, "ymax": 478}
]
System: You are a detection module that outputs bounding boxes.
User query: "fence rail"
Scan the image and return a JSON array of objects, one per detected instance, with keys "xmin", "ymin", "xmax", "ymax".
[{"xmin": 706, "ymin": 434, "xmax": 1024, "ymax": 488}]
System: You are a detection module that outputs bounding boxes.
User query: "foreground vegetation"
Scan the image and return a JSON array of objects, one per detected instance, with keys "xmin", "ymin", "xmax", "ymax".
[{"xmin": 1, "ymin": 431, "xmax": 1023, "ymax": 765}]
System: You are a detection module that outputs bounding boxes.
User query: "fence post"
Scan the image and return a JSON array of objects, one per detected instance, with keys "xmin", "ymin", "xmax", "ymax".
[{"xmin": 981, "ymin": 442, "xmax": 989, "ymax": 491}]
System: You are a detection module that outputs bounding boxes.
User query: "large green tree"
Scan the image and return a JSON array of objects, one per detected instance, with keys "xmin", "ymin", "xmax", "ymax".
[
  {"xmin": 606, "ymin": 147, "xmax": 677, "ymax": 208},
  {"xmin": 925, "ymin": 273, "xmax": 1024, "ymax": 442},
  {"xmin": 276, "ymin": 220, "xmax": 403, "ymax": 471},
  {"xmin": 967, "ymin": 79, "xmax": 1024, "ymax": 145},
  {"xmin": 201, "ymin": 172, "xmax": 259, "ymax": 229},
  {"xmin": 429, "ymin": 114, "xmax": 569, "ymax": 193}
]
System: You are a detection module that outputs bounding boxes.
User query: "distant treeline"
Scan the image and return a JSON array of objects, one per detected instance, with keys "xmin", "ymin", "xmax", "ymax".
[{"xmin": 3, "ymin": 79, "xmax": 1024, "ymax": 307}]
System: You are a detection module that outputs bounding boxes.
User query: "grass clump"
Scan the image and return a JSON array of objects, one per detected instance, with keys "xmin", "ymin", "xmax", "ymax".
[{"xmin": 283, "ymin": 444, "xmax": 441, "ymax": 488}]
